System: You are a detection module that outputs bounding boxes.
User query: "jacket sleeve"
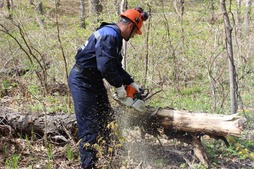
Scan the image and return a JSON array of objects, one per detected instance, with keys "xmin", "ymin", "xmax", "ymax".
[
  {"xmin": 117, "ymin": 54, "xmax": 134, "ymax": 85},
  {"xmin": 96, "ymin": 35, "xmax": 134, "ymax": 87}
]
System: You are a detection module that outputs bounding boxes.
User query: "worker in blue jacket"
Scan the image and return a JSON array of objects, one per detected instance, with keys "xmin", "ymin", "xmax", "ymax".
[{"xmin": 68, "ymin": 7, "xmax": 148, "ymax": 169}]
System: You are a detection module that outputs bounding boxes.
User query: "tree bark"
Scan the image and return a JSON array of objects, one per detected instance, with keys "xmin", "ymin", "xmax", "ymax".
[
  {"xmin": 244, "ymin": 0, "xmax": 252, "ymax": 34},
  {"xmin": 0, "ymin": 106, "xmax": 246, "ymax": 137},
  {"xmin": 35, "ymin": 1, "xmax": 45, "ymax": 29},
  {"xmin": 120, "ymin": 0, "xmax": 127, "ymax": 69},
  {"xmin": 236, "ymin": 0, "xmax": 241, "ymax": 29},
  {"xmin": 6, "ymin": 0, "xmax": 13, "ymax": 19},
  {"xmin": 90, "ymin": 0, "xmax": 102, "ymax": 15},
  {"xmin": 152, "ymin": 108, "xmax": 246, "ymax": 137},
  {"xmin": 220, "ymin": 0, "xmax": 238, "ymax": 114},
  {"xmin": 80, "ymin": 0, "xmax": 86, "ymax": 28}
]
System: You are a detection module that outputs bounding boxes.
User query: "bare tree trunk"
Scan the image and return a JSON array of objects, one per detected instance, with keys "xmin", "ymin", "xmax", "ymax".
[
  {"xmin": 0, "ymin": 0, "xmax": 3, "ymax": 8},
  {"xmin": 29, "ymin": 0, "xmax": 34, "ymax": 5},
  {"xmin": 120, "ymin": 0, "xmax": 127, "ymax": 69},
  {"xmin": 80, "ymin": 0, "xmax": 86, "ymax": 28},
  {"xmin": 114, "ymin": 0, "xmax": 120, "ymax": 15},
  {"xmin": 244, "ymin": 0, "xmax": 252, "ymax": 34},
  {"xmin": 90, "ymin": 0, "xmax": 102, "ymax": 22},
  {"xmin": 172, "ymin": 0, "xmax": 181, "ymax": 19},
  {"xmin": 6, "ymin": 0, "xmax": 13, "ymax": 19},
  {"xmin": 35, "ymin": 1, "xmax": 45, "ymax": 29},
  {"xmin": 162, "ymin": 0, "xmax": 178, "ymax": 87},
  {"xmin": 207, "ymin": 0, "xmax": 217, "ymax": 112},
  {"xmin": 209, "ymin": 0, "xmax": 216, "ymax": 25},
  {"xmin": 236, "ymin": 0, "xmax": 241, "ymax": 29},
  {"xmin": 55, "ymin": 0, "xmax": 60, "ymax": 6},
  {"xmin": 144, "ymin": 4, "xmax": 151, "ymax": 86},
  {"xmin": 220, "ymin": 0, "xmax": 238, "ymax": 114}
]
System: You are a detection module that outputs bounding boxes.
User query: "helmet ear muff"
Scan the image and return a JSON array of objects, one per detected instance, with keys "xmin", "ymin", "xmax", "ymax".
[
  {"xmin": 141, "ymin": 12, "xmax": 148, "ymax": 21},
  {"xmin": 135, "ymin": 7, "xmax": 148, "ymax": 21},
  {"xmin": 135, "ymin": 7, "xmax": 143, "ymax": 13}
]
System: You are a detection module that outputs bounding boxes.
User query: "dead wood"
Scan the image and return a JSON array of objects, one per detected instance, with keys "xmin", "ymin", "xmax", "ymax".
[
  {"xmin": 0, "ymin": 109, "xmax": 78, "ymax": 144},
  {"xmin": 141, "ymin": 107, "xmax": 246, "ymax": 168},
  {"xmin": 153, "ymin": 107, "xmax": 246, "ymax": 137}
]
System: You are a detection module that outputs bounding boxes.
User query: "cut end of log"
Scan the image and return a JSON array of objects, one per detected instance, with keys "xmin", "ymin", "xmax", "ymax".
[
  {"xmin": 148, "ymin": 107, "xmax": 247, "ymax": 138},
  {"xmin": 236, "ymin": 118, "xmax": 247, "ymax": 130}
]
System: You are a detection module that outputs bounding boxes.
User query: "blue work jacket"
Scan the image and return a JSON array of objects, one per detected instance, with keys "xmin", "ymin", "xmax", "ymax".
[{"xmin": 75, "ymin": 22, "xmax": 134, "ymax": 88}]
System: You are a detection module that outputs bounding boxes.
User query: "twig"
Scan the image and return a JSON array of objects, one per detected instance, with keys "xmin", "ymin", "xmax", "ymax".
[
  {"xmin": 134, "ymin": 161, "xmax": 143, "ymax": 169},
  {"xmin": 59, "ymin": 120, "xmax": 76, "ymax": 146},
  {"xmin": 144, "ymin": 89, "xmax": 162, "ymax": 101}
]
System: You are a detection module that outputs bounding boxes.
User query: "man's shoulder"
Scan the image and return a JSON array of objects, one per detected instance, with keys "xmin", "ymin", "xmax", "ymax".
[{"xmin": 97, "ymin": 22, "xmax": 120, "ymax": 37}]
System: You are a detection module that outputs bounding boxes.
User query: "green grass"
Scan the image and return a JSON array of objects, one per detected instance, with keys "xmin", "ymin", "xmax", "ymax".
[
  {"xmin": 5, "ymin": 154, "xmax": 20, "ymax": 169},
  {"xmin": 66, "ymin": 145, "xmax": 75, "ymax": 162}
]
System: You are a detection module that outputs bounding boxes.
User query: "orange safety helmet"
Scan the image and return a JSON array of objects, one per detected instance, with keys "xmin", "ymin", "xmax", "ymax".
[{"xmin": 120, "ymin": 7, "xmax": 148, "ymax": 35}]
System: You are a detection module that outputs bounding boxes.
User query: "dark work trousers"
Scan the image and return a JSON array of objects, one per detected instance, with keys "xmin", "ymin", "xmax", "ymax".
[{"xmin": 68, "ymin": 66, "xmax": 113, "ymax": 169}]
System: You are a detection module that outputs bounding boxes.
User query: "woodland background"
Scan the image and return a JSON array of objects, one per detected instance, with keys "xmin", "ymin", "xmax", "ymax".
[{"xmin": 0, "ymin": 0, "xmax": 254, "ymax": 168}]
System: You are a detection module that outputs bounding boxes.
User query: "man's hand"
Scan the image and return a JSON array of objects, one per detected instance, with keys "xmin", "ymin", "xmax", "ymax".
[
  {"xmin": 130, "ymin": 82, "xmax": 142, "ymax": 92},
  {"xmin": 115, "ymin": 85, "xmax": 126, "ymax": 99}
]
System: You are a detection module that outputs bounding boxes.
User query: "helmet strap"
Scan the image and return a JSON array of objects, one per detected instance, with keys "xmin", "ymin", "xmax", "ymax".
[{"xmin": 126, "ymin": 23, "xmax": 136, "ymax": 41}]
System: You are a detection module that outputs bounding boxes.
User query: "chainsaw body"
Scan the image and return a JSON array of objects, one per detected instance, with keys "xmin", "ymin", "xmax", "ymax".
[{"xmin": 117, "ymin": 85, "xmax": 149, "ymax": 113}]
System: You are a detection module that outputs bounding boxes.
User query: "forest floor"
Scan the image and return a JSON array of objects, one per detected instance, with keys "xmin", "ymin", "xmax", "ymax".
[{"xmin": 0, "ymin": 128, "xmax": 253, "ymax": 169}]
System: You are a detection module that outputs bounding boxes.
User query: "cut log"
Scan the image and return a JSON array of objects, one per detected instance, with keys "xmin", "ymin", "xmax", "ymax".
[
  {"xmin": 0, "ymin": 109, "xmax": 78, "ymax": 144},
  {"xmin": 0, "ymin": 106, "xmax": 247, "ymax": 168},
  {"xmin": 154, "ymin": 108, "xmax": 246, "ymax": 137},
  {"xmin": 139, "ymin": 107, "xmax": 246, "ymax": 168},
  {"xmin": 0, "ymin": 106, "xmax": 246, "ymax": 140}
]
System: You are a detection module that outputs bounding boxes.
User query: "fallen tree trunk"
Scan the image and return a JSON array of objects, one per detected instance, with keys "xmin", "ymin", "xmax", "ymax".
[
  {"xmin": 139, "ymin": 107, "xmax": 247, "ymax": 168},
  {"xmin": 0, "ymin": 109, "xmax": 78, "ymax": 144},
  {"xmin": 153, "ymin": 107, "xmax": 246, "ymax": 137},
  {"xmin": 0, "ymin": 106, "xmax": 247, "ymax": 168},
  {"xmin": 0, "ymin": 107, "xmax": 246, "ymax": 139}
]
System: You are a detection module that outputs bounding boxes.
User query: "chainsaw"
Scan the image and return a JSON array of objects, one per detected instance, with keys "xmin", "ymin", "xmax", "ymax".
[{"xmin": 114, "ymin": 85, "xmax": 149, "ymax": 113}]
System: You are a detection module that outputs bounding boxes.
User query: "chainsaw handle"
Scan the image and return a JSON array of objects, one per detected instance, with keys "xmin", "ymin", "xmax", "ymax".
[
  {"xmin": 137, "ymin": 88, "xmax": 149, "ymax": 99},
  {"xmin": 125, "ymin": 85, "xmax": 150, "ymax": 100}
]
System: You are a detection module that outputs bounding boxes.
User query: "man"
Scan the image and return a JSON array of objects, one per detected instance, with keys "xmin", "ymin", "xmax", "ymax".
[{"xmin": 68, "ymin": 7, "xmax": 148, "ymax": 169}]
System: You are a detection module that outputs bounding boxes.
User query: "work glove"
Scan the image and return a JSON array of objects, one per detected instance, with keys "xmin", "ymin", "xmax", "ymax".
[
  {"xmin": 130, "ymin": 82, "xmax": 142, "ymax": 92},
  {"xmin": 115, "ymin": 85, "xmax": 126, "ymax": 99}
]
